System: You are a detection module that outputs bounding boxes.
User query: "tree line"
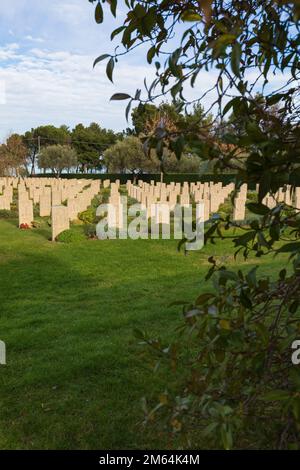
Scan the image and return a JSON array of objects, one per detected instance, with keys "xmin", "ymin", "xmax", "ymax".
[
  {"xmin": 0, "ymin": 122, "xmax": 121, "ymax": 177},
  {"xmin": 0, "ymin": 102, "xmax": 223, "ymax": 177}
]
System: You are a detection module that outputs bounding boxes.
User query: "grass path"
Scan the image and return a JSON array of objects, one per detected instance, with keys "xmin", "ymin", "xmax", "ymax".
[{"xmin": 0, "ymin": 219, "xmax": 288, "ymax": 449}]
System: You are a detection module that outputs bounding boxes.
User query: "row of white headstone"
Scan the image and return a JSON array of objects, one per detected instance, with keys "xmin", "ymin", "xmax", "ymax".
[
  {"xmin": 106, "ymin": 181, "xmax": 300, "ymax": 229},
  {"xmin": 0, "ymin": 177, "xmax": 100, "ymax": 240},
  {"xmin": 1, "ymin": 177, "xmax": 300, "ymax": 238},
  {"xmin": 262, "ymin": 185, "xmax": 300, "ymax": 209},
  {"xmin": 106, "ymin": 180, "xmax": 247, "ymax": 228}
]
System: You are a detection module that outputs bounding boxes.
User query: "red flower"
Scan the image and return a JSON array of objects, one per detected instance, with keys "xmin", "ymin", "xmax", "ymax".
[{"xmin": 19, "ymin": 223, "xmax": 31, "ymax": 230}]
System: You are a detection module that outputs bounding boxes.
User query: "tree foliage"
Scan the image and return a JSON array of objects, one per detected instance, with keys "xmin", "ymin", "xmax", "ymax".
[
  {"xmin": 132, "ymin": 101, "xmax": 213, "ymax": 160},
  {"xmin": 91, "ymin": 0, "xmax": 300, "ymax": 448},
  {"xmin": 71, "ymin": 122, "xmax": 120, "ymax": 172},
  {"xmin": 23, "ymin": 125, "xmax": 71, "ymax": 175},
  {"xmin": 104, "ymin": 136, "xmax": 157, "ymax": 173},
  {"xmin": 104, "ymin": 135, "xmax": 202, "ymax": 174},
  {"xmin": 0, "ymin": 134, "xmax": 27, "ymax": 176},
  {"xmin": 2, "ymin": 123, "xmax": 122, "ymax": 177},
  {"xmin": 38, "ymin": 145, "xmax": 78, "ymax": 178}
]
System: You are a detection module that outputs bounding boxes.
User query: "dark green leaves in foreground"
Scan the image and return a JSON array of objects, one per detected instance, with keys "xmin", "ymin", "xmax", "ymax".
[
  {"xmin": 91, "ymin": 0, "xmax": 300, "ymax": 450},
  {"xmin": 110, "ymin": 93, "xmax": 131, "ymax": 101},
  {"xmin": 231, "ymin": 42, "xmax": 242, "ymax": 77},
  {"xmin": 95, "ymin": 2, "xmax": 103, "ymax": 24}
]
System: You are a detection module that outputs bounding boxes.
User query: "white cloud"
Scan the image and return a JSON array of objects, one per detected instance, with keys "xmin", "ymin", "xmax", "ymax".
[
  {"xmin": 0, "ymin": 44, "xmax": 156, "ymax": 140},
  {"xmin": 0, "ymin": 0, "xmax": 292, "ymax": 142},
  {"xmin": 0, "ymin": 41, "xmax": 290, "ymax": 142},
  {"xmin": 0, "ymin": 43, "xmax": 19, "ymax": 60},
  {"xmin": 25, "ymin": 35, "xmax": 45, "ymax": 43}
]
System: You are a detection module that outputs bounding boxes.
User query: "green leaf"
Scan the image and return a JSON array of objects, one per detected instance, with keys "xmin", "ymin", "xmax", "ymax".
[
  {"xmin": 223, "ymin": 97, "xmax": 239, "ymax": 116},
  {"xmin": 221, "ymin": 425, "xmax": 233, "ymax": 450},
  {"xmin": 234, "ymin": 231, "xmax": 256, "ymax": 247},
  {"xmin": 156, "ymin": 139, "xmax": 164, "ymax": 158},
  {"xmin": 266, "ymin": 93, "xmax": 284, "ymax": 106},
  {"xmin": 240, "ymin": 289, "xmax": 252, "ymax": 309},
  {"xmin": 258, "ymin": 171, "xmax": 272, "ymax": 202},
  {"xmin": 170, "ymin": 81, "xmax": 182, "ymax": 99},
  {"xmin": 245, "ymin": 266, "xmax": 258, "ymax": 288},
  {"xmin": 125, "ymin": 99, "xmax": 132, "ymax": 122},
  {"xmin": 195, "ymin": 293, "xmax": 215, "ymax": 305},
  {"xmin": 219, "ymin": 319, "xmax": 231, "ymax": 330},
  {"xmin": 269, "ymin": 223, "xmax": 280, "ymax": 242},
  {"xmin": 231, "ymin": 42, "xmax": 241, "ymax": 77},
  {"xmin": 110, "ymin": 93, "xmax": 131, "ymax": 101},
  {"xmin": 246, "ymin": 202, "xmax": 270, "ymax": 216},
  {"xmin": 289, "ymin": 300, "xmax": 299, "ymax": 314},
  {"xmin": 106, "ymin": 57, "xmax": 115, "ymax": 83},
  {"xmin": 95, "ymin": 2, "xmax": 104, "ymax": 24},
  {"xmin": 108, "ymin": 0, "xmax": 117, "ymax": 17},
  {"xmin": 147, "ymin": 46, "xmax": 156, "ymax": 64},
  {"xmin": 219, "ymin": 270, "xmax": 239, "ymax": 282},
  {"xmin": 181, "ymin": 10, "xmax": 202, "ymax": 22},
  {"xmin": 111, "ymin": 26, "xmax": 126, "ymax": 41},
  {"xmin": 93, "ymin": 54, "xmax": 110, "ymax": 68},
  {"xmin": 277, "ymin": 242, "xmax": 300, "ymax": 254},
  {"xmin": 203, "ymin": 422, "xmax": 218, "ymax": 436},
  {"xmin": 260, "ymin": 390, "xmax": 291, "ymax": 402},
  {"xmin": 279, "ymin": 269, "xmax": 287, "ymax": 280},
  {"xmin": 134, "ymin": 3, "xmax": 146, "ymax": 19},
  {"xmin": 216, "ymin": 33, "xmax": 236, "ymax": 48},
  {"xmin": 172, "ymin": 135, "xmax": 185, "ymax": 160}
]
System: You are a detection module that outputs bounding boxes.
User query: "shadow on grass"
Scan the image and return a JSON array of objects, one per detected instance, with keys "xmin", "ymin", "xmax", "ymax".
[{"xmin": 0, "ymin": 243, "xmax": 194, "ymax": 450}]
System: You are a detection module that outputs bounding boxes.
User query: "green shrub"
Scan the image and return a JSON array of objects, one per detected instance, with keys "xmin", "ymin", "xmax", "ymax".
[
  {"xmin": 33, "ymin": 204, "xmax": 40, "ymax": 217},
  {"xmin": 100, "ymin": 188, "xmax": 111, "ymax": 204},
  {"xmin": 56, "ymin": 229, "xmax": 85, "ymax": 243},
  {"xmin": 78, "ymin": 208, "xmax": 96, "ymax": 224},
  {"xmin": 91, "ymin": 196, "xmax": 101, "ymax": 208},
  {"xmin": 32, "ymin": 221, "xmax": 41, "ymax": 229},
  {"xmin": 83, "ymin": 223, "xmax": 97, "ymax": 239},
  {"xmin": 247, "ymin": 191, "xmax": 258, "ymax": 202},
  {"xmin": 217, "ymin": 200, "xmax": 233, "ymax": 219},
  {"xmin": 0, "ymin": 209, "xmax": 17, "ymax": 219}
]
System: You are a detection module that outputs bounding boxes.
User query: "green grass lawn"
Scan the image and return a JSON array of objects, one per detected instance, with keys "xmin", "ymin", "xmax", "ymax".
[{"xmin": 0, "ymin": 216, "xmax": 289, "ymax": 449}]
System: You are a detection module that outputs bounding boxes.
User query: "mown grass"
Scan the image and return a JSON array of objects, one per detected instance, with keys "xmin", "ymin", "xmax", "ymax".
[{"xmin": 0, "ymin": 215, "xmax": 289, "ymax": 449}]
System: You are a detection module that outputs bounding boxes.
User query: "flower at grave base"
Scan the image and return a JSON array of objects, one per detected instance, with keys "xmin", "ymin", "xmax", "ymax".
[{"xmin": 19, "ymin": 223, "xmax": 31, "ymax": 230}]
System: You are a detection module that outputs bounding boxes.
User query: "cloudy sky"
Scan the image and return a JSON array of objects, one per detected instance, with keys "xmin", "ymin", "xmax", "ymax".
[
  {"xmin": 0, "ymin": 1, "xmax": 289, "ymax": 142},
  {"xmin": 0, "ymin": 0, "xmax": 157, "ymax": 141}
]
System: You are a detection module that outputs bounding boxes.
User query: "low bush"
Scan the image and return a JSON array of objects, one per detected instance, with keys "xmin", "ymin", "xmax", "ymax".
[
  {"xmin": 83, "ymin": 223, "xmax": 97, "ymax": 239},
  {"xmin": 33, "ymin": 205, "xmax": 40, "ymax": 217},
  {"xmin": 100, "ymin": 189, "xmax": 111, "ymax": 204},
  {"xmin": 0, "ymin": 209, "xmax": 17, "ymax": 219},
  {"xmin": 78, "ymin": 208, "xmax": 96, "ymax": 224},
  {"xmin": 56, "ymin": 229, "xmax": 85, "ymax": 243},
  {"xmin": 91, "ymin": 196, "xmax": 101, "ymax": 208},
  {"xmin": 247, "ymin": 191, "xmax": 258, "ymax": 202},
  {"xmin": 31, "ymin": 221, "xmax": 41, "ymax": 229},
  {"xmin": 217, "ymin": 200, "xmax": 233, "ymax": 219}
]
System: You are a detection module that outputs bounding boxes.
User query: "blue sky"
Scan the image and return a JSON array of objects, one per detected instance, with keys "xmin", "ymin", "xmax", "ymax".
[
  {"xmin": 0, "ymin": 0, "xmax": 156, "ymax": 141},
  {"xmin": 0, "ymin": 0, "xmax": 288, "ymax": 142}
]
